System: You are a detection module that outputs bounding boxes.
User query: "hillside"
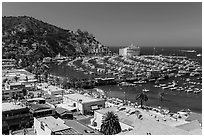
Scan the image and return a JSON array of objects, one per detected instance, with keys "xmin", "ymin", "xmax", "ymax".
[{"xmin": 2, "ymin": 16, "xmax": 110, "ymax": 67}]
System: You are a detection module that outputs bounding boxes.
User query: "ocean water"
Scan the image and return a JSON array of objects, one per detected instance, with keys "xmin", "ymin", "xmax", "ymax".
[
  {"xmin": 105, "ymin": 46, "xmax": 202, "ymax": 113},
  {"xmin": 110, "ymin": 46, "xmax": 202, "ymax": 64},
  {"xmin": 48, "ymin": 46, "xmax": 202, "ymax": 113}
]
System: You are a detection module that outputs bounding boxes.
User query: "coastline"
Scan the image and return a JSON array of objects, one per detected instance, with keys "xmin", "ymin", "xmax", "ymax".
[{"xmin": 48, "ymin": 46, "xmax": 202, "ymax": 114}]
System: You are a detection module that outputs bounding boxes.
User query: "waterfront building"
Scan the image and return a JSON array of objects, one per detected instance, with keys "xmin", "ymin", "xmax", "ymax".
[
  {"xmin": 119, "ymin": 44, "xmax": 140, "ymax": 57},
  {"xmin": 62, "ymin": 93, "xmax": 105, "ymax": 115},
  {"xmin": 2, "ymin": 102, "xmax": 33, "ymax": 134},
  {"xmin": 91, "ymin": 106, "xmax": 193, "ymax": 135},
  {"xmin": 34, "ymin": 116, "xmax": 80, "ymax": 135}
]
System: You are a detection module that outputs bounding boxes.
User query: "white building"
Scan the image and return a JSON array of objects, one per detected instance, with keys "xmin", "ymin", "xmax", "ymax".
[
  {"xmin": 62, "ymin": 93, "xmax": 105, "ymax": 115},
  {"xmin": 119, "ymin": 44, "xmax": 140, "ymax": 57},
  {"xmin": 2, "ymin": 69, "xmax": 37, "ymax": 89},
  {"xmin": 91, "ymin": 106, "xmax": 192, "ymax": 135},
  {"xmin": 34, "ymin": 116, "xmax": 80, "ymax": 135},
  {"xmin": 36, "ymin": 83, "xmax": 65, "ymax": 96}
]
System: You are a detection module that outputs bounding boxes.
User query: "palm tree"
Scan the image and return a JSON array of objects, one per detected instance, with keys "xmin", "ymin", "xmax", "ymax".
[
  {"xmin": 100, "ymin": 111, "xmax": 121, "ymax": 135},
  {"xmin": 14, "ymin": 76, "xmax": 19, "ymax": 82},
  {"xmin": 22, "ymin": 88, "xmax": 27, "ymax": 96},
  {"xmin": 25, "ymin": 76, "xmax": 28, "ymax": 82},
  {"xmin": 136, "ymin": 92, "xmax": 148, "ymax": 109}
]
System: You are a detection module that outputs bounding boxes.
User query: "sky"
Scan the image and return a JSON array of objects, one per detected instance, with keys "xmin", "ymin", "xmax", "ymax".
[{"xmin": 2, "ymin": 2, "xmax": 202, "ymax": 47}]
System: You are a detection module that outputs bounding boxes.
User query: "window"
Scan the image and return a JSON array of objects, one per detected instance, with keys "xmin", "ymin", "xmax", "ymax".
[
  {"xmin": 40, "ymin": 122, "xmax": 45, "ymax": 131},
  {"xmin": 49, "ymin": 110, "xmax": 53, "ymax": 115}
]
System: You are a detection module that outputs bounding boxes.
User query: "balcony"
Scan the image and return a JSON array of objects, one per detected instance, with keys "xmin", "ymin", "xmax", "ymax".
[{"xmin": 4, "ymin": 113, "xmax": 32, "ymax": 120}]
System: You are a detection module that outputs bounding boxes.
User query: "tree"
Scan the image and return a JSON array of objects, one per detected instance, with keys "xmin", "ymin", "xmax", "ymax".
[
  {"xmin": 14, "ymin": 76, "xmax": 19, "ymax": 82},
  {"xmin": 22, "ymin": 88, "xmax": 27, "ymax": 96},
  {"xmin": 25, "ymin": 76, "xmax": 28, "ymax": 82},
  {"xmin": 136, "ymin": 92, "xmax": 148, "ymax": 109},
  {"xmin": 3, "ymin": 78, "xmax": 8, "ymax": 83},
  {"xmin": 100, "ymin": 111, "xmax": 121, "ymax": 135}
]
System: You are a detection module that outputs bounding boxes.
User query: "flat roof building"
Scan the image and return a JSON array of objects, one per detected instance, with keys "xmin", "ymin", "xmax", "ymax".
[
  {"xmin": 44, "ymin": 95, "xmax": 63, "ymax": 105},
  {"xmin": 2, "ymin": 102, "xmax": 33, "ymax": 134},
  {"xmin": 62, "ymin": 93, "xmax": 105, "ymax": 115},
  {"xmin": 119, "ymin": 44, "xmax": 140, "ymax": 57},
  {"xmin": 36, "ymin": 83, "xmax": 64, "ymax": 96},
  {"xmin": 2, "ymin": 69, "xmax": 36, "ymax": 82},
  {"xmin": 34, "ymin": 116, "xmax": 80, "ymax": 135},
  {"xmin": 91, "ymin": 106, "xmax": 192, "ymax": 135},
  {"xmin": 64, "ymin": 120, "xmax": 101, "ymax": 135},
  {"xmin": 2, "ymin": 69, "xmax": 37, "ymax": 90}
]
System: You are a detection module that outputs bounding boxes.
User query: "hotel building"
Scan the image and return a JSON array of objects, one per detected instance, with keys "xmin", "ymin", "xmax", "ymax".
[{"xmin": 119, "ymin": 44, "xmax": 140, "ymax": 57}]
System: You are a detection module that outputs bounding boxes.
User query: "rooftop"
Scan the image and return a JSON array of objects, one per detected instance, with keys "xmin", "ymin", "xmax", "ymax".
[
  {"xmin": 54, "ymin": 128, "xmax": 80, "ymax": 135},
  {"xmin": 56, "ymin": 103, "xmax": 77, "ymax": 111},
  {"xmin": 119, "ymin": 117, "xmax": 191, "ymax": 135},
  {"xmin": 30, "ymin": 103, "xmax": 53, "ymax": 111},
  {"xmin": 37, "ymin": 83, "xmax": 64, "ymax": 92},
  {"xmin": 26, "ymin": 97, "xmax": 45, "ymax": 102},
  {"xmin": 64, "ymin": 93, "xmax": 104, "ymax": 103},
  {"xmin": 55, "ymin": 107, "xmax": 72, "ymax": 115},
  {"xmin": 64, "ymin": 120, "xmax": 101, "ymax": 135},
  {"xmin": 37, "ymin": 116, "xmax": 70, "ymax": 132},
  {"xmin": 2, "ymin": 102, "xmax": 26, "ymax": 112},
  {"xmin": 96, "ymin": 107, "xmax": 191, "ymax": 135},
  {"xmin": 2, "ymin": 69, "xmax": 35, "ymax": 77}
]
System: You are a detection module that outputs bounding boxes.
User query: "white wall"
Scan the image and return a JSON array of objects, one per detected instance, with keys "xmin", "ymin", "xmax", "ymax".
[
  {"xmin": 82, "ymin": 100, "xmax": 105, "ymax": 114},
  {"xmin": 63, "ymin": 96, "xmax": 105, "ymax": 115},
  {"xmin": 93, "ymin": 111, "xmax": 133, "ymax": 131},
  {"xmin": 34, "ymin": 117, "xmax": 52, "ymax": 135}
]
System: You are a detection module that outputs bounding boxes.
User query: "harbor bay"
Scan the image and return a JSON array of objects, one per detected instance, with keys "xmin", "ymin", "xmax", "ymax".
[
  {"xmin": 48, "ymin": 46, "xmax": 202, "ymax": 114},
  {"xmin": 3, "ymin": 2, "xmax": 202, "ymax": 135}
]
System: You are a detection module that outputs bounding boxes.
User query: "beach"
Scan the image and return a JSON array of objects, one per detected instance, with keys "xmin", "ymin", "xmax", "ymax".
[{"xmin": 48, "ymin": 46, "xmax": 202, "ymax": 114}]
